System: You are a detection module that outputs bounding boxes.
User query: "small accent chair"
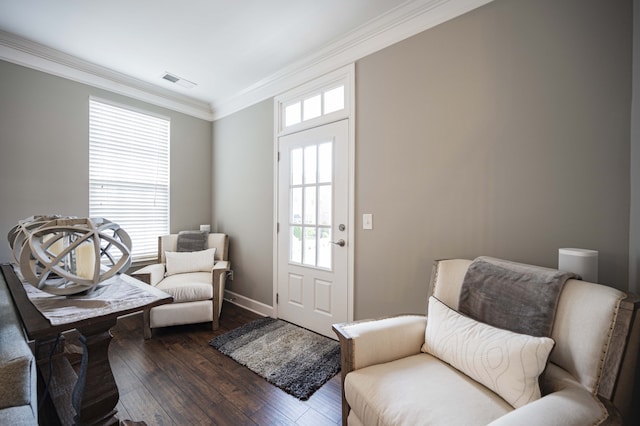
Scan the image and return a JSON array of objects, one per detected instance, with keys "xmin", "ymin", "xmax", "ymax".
[{"xmin": 132, "ymin": 233, "xmax": 230, "ymax": 339}]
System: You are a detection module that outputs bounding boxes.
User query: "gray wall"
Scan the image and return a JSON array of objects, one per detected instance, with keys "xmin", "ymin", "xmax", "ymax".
[
  {"xmin": 211, "ymin": 0, "xmax": 634, "ymax": 320},
  {"xmin": 212, "ymin": 99, "xmax": 274, "ymax": 305},
  {"xmin": 354, "ymin": 0, "xmax": 632, "ymax": 318},
  {"xmin": 0, "ymin": 60, "xmax": 212, "ymax": 263},
  {"xmin": 630, "ymin": 0, "xmax": 640, "ymax": 294}
]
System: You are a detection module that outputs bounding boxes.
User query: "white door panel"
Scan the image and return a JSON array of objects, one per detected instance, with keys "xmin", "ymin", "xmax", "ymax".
[{"xmin": 277, "ymin": 119, "xmax": 349, "ymax": 338}]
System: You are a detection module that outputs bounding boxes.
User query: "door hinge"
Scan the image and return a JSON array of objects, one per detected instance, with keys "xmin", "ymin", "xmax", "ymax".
[
  {"xmin": 277, "ymin": 222, "xmax": 279, "ymax": 233},
  {"xmin": 278, "ymin": 151, "xmax": 280, "ymax": 161},
  {"xmin": 276, "ymin": 293, "xmax": 279, "ymax": 304}
]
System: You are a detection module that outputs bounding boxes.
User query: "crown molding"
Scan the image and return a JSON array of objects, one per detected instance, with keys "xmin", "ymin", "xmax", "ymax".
[
  {"xmin": 0, "ymin": 0, "xmax": 492, "ymax": 122},
  {"xmin": 0, "ymin": 30, "xmax": 214, "ymax": 121},
  {"xmin": 212, "ymin": 0, "xmax": 494, "ymax": 120}
]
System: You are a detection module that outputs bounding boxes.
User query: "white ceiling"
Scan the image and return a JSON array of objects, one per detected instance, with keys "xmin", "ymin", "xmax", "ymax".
[{"xmin": 0, "ymin": 0, "xmax": 492, "ymax": 120}]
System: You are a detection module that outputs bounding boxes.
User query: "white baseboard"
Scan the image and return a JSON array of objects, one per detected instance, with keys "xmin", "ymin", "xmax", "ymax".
[{"xmin": 223, "ymin": 290, "xmax": 274, "ymax": 317}]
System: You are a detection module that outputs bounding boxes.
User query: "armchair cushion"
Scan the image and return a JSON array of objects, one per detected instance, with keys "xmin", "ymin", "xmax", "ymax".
[
  {"xmin": 156, "ymin": 272, "xmax": 213, "ymax": 303},
  {"xmin": 345, "ymin": 353, "xmax": 512, "ymax": 426},
  {"xmin": 422, "ymin": 297, "xmax": 555, "ymax": 408},
  {"xmin": 164, "ymin": 247, "xmax": 216, "ymax": 276}
]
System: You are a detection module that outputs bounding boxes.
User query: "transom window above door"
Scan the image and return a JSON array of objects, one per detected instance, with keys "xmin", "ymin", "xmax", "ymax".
[
  {"xmin": 284, "ymin": 85, "xmax": 345, "ymax": 128},
  {"xmin": 276, "ymin": 66, "xmax": 352, "ymax": 135}
]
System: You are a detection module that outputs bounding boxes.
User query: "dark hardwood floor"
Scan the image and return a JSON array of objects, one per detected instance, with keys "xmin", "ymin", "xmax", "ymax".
[{"xmin": 108, "ymin": 302, "xmax": 342, "ymax": 426}]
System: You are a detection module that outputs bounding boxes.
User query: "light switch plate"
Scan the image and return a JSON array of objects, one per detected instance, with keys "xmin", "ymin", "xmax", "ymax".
[{"xmin": 363, "ymin": 214, "xmax": 373, "ymax": 230}]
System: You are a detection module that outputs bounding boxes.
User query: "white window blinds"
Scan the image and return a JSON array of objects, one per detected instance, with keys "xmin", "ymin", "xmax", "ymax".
[{"xmin": 89, "ymin": 98, "xmax": 170, "ymax": 262}]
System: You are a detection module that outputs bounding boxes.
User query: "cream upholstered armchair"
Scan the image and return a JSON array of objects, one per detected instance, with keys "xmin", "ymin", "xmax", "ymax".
[
  {"xmin": 132, "ymin": 232, "xmax": 230, "ymax": 339},
  {"xmin": 333, "ymin": 258, "xmax": 640, "ymax": 426}
]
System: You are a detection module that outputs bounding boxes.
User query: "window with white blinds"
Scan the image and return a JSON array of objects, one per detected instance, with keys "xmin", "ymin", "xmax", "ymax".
[{"xmin": 89, "ymin": 98, "xmax": 170, "ymax": 262}]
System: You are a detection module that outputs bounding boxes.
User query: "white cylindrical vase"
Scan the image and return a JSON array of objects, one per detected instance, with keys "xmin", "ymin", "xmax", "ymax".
[{"xmin": 558, "ymin": 248, "xmax": 598, "ymax": 283}]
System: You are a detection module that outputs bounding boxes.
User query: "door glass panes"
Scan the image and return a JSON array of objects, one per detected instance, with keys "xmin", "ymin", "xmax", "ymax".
[
  {"xmin": 304, "ymin": 187, "xmax": 316, "ymax": 224},
  {"xmin": 291, "ymin": 188, "xmax": 302, "ymax": 224},
  {"xmin": 288, "ymin": 140, "xmax": 333, "ymax": 269},
  {"xmin": 324, "ymin": 86, "xmax": 345, "ymax": 114},
  {"xmin": 290, "ymin": 226, "xmax": 302, "ymax": 263},
  {"xmin": 304, "ymin": 145, "xmax": 317, "ymax": 184},
  {"xmin": 318, "ymin": 142, "xmax": 332, "ymax": 182},
  {"xmin": 303, "ymin": 227, "xmax": 316, "ymax": 266},
  {"xmin": 291, "ymin": 148, "xmax": 303, "ymax": 185},
  {"xmin": 318, "ymin": 185, "xmax": 331, "ymax": 226}
]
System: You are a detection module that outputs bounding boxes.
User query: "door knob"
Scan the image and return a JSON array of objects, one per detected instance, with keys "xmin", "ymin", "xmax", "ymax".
[{"xmin": 330, "ymin": 239, "xmax": 346, "ymax": 247}]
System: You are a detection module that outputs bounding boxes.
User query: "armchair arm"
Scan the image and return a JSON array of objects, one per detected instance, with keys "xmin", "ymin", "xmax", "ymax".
[
  {"xmin": 211, "ymin": 260, "xmax": 230, "ymax": 288},
  {"xmin": 489, "ymin": 363, "xmax": 621, "ymax": 426},
  {"xmin": 487, "ymin": 389, "xmax": 618, "ymax": 426},
  {"xmin": 211, "ymin": 260, "xmax": 231, "ymax": 331},
  {"xmin": 333, "ymin": 315, "xmax": 427, "ymax": 373},
  {"xmin": 333, "ymin": 315, "xmax": 427, "ymax": 426},
  {"xmin": 131, "ymin": 263, "xmax": 165, "ymax": 286},
  {"xmin": 212, "ymin": 260, "xmax": 230, "ymax": 271}
]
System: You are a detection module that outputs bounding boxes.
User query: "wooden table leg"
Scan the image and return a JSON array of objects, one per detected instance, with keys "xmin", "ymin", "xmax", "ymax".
[{"xmin": 73, "ymin": 319, "xmax": 119, "ymax": 426}]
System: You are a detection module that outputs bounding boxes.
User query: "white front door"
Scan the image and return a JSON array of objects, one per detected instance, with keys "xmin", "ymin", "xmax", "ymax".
[{"xmin": 277, "ymin": 119, "xmax": 349, "ymax": 338}]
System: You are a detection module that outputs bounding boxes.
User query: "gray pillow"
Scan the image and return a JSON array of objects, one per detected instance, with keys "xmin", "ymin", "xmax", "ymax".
[
  {"xmin": 176, "ymin": 230, "xmax": 208, "ymax": 252},
  {"xmin": 459, "ymin": 256, "xmax": 577, "ymax": 337}
]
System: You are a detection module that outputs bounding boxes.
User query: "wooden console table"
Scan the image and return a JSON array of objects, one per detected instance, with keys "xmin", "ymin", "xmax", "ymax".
[{"xmin": 1, "ymin": 264, "xmax": 172, "ymax": 426}]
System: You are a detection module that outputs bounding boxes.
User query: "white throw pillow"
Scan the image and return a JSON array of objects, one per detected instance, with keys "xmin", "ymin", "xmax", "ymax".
[
  {"xmin": 164, "ymin": 248, "xmax": 216, "ymax": 276},
  {"xmin": 421, "ymin": 296, "xmax": 554, "ymax": 409}
]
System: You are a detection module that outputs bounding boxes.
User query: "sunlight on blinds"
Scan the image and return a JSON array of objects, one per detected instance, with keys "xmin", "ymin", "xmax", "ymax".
[{"xmin": 89, "ymin": 98, "xmax": 170, "ymax": 262}]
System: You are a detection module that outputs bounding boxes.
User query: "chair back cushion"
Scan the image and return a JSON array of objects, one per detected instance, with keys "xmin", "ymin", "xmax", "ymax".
[
  {"xmin": 430, "ymin": 259, "xmax": 626, "ymax": 397},
  {"xmin": 165, "ymin": 248, "xmax": 216, "ymax": 276},
  {"xmin": 159, "ymin": 233, "xmax": 229, "ymax": 262}
]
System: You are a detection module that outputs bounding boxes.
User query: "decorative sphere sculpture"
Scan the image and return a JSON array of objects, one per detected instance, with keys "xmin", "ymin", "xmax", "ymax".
[
  {"xmin": 7, "ymin": 215, "xmax": 63, "ymax": 266},
  {"xmin": 8, "ymin": 216, "xmax": 132, "ymax": 295}
]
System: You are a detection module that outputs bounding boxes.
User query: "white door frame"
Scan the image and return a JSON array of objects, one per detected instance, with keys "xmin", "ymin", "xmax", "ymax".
[{"xmin": 272, "ymin": 64, "xmax": 355, "ymax": 324}]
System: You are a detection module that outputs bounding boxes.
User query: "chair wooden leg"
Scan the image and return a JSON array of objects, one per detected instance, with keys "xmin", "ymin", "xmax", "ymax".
[
  {"xmin": 212, "ymin": 298, "xmax": 220, "ymax": 331},
  {"xmin": 143, "ymin": 309, "xmax": 152, "ymax": 340},
  {"xmin": 212, "ymin": 270, "xmax": 223, "ymax": 331}
]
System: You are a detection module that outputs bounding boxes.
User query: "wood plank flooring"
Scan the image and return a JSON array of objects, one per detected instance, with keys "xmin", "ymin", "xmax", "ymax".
[{"xmin": 108, "ymin": 303, "xmax": 342, "ymax": 426}]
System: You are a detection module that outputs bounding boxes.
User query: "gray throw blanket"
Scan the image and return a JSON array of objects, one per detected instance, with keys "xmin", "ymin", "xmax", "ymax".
[
  {"xmin": 458, "ymin": 256, "xmax": 578, "ymax": 337},
  {"xmin": 176, "ymin": 230, "xmax": 208, "ymax": 252}
]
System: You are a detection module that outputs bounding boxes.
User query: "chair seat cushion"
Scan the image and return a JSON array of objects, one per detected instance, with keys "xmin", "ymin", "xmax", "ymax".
[
  {"xmin": 156, "ymin": 272, "xmax": 213, "ymax": 303},
  {"xmin": 345, "ymin": 353, "xmax": 512, "ymax": 426}
]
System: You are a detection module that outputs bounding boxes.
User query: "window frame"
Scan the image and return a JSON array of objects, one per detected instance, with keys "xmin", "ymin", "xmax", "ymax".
[
  {"xmin": 88, "ymin": 97, "xmax": 170, "ymax": 263},
  {"xmin": 276, "ymin": 68, "xmax": 352, "ymax": 137}
]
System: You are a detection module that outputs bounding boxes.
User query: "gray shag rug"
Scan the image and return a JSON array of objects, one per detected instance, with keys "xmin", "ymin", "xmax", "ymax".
[{"xmin": 209, "ymin": 317, "xmax": 340, "ymax": 400}]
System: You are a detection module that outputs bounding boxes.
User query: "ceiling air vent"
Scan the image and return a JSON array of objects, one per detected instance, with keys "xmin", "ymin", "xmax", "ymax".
[{"xmin": 161, "ymin": 72, "xmax": 196, "ymax": 89}]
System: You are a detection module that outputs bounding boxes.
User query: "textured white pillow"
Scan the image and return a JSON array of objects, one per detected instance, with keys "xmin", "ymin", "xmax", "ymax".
[
  {"xmin": 164, "ymin": 248, "xmax": 216, "ymax": 276},
  {"xmin": 422, "ymin": 296, "xmax": 554, "ymax": 408}
]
